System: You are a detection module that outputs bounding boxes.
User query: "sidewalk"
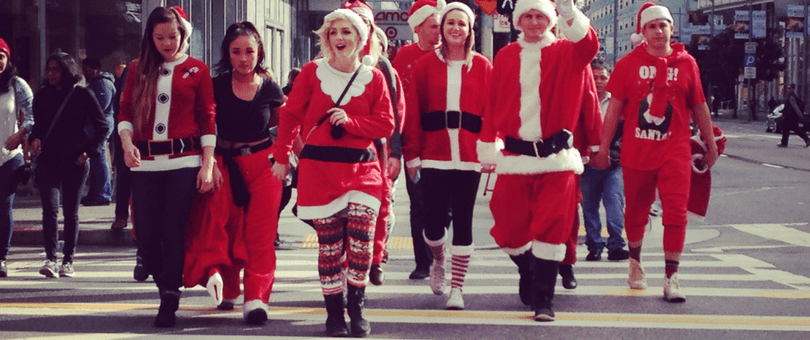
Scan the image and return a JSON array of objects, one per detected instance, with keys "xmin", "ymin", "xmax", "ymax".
[{"xmin": 712, "ymin": 114, "xmax": 810, "ymax": 172}]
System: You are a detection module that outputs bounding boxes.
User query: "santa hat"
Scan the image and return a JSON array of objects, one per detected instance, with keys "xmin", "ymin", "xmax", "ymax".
[
  {"xmin": 0, "ymin": 38, "xmax": 9, "ymax": 59},
  {"xmin": 407, "ymin": 0, "xmax": 446, "ymax": 30},
  {"xmin": 170, "ymin": 6, "xmax": 194, "ymax": 54},
  {"xmin": 630, "ymin": 2, "xmax": 674, "ymax": 46},
  {"xmin": 439, "ymin": 1, "xmax": 475, "ymax": 25},
  {"xmin": 512, "ymin": 0, "xmax": 557, "ymax": 33},
  {"xmin": 343, "ymin": 0, "xmax": 374, "ymax": 23}
]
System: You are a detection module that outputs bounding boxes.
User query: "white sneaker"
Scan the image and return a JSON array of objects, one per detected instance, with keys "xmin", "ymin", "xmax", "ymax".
[
  {"xmin": 39, "ymin": 260, "xmax": 58, "ymax": 278},
  {"xmin": 430, "ymin": 258, "xmax": 446, "ymax": 295},
  {"xmin": 445, "ymin": 288, "xmax": 464, "ymax": 310},
  {"xmin": 206, "ymin": 272, "xmax": 224, "ymax": 305},
  {"xmin": 243, "ymin": 299, "xmax": 269, "ymax": 325},
  {"xmin": 59, "ymin": 263, "xmax": 75, "ymax": 278},
  {"xmin": 0, "ymin": 260, "xmax": 7, "ymax": 277},
  {"xmin": 664, "ymin": 273, "xmax": 686, "ymax": 303},
  {"xmin": 628, "ymin": 258, "xmax": 647, "ymax": 290}
]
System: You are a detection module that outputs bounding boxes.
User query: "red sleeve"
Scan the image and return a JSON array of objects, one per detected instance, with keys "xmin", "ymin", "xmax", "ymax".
[
  {"xmin": 401, "ymin": 56, "xmax": 429, "ymax": 164},
  {"xmin": 686, "ymin": 58, "xmax": 706, "ymax": 108},
  {"xmin": 343, "ymin": 69, "xmax": 395, "ymax": 140},
  {"xmin": 118, "ymin": 60, "xmax": 139, "ymax": 129},
  {"xmin": 605, "ymin": 57, "xmax": 629, "ymax": 102},
  {"xmin": 275, "ymin": 62, "xmax": 315, "ymax": 164},
  {"xmin": 576, "ymin": 66, "xmax": 603, "ymax": 155},
  {"xmin": 194, "ymin": 63, "xmax": 217, "ymax": 136}
]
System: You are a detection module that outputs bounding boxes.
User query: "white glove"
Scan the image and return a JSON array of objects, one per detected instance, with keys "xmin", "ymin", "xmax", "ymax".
[{"xmin": 557, "ymin": 0, "xmax": 577, "ymax": 21}]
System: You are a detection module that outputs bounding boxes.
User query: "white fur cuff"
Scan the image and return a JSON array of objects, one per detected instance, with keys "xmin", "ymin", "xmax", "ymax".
[
  {"xmin": 531, "ymin": 241, "xmax": 565, "ymax": 261},
  {"xmin": 501, "ymin": 243, "xmax": 532, "ymax": 256},
  {"xmin": 558, "ymin": 10, "xmax": 591, "ymax": 43},
  {"xmin": 477, "ymin": 140, "xmax": 500, "ymax": 165}
]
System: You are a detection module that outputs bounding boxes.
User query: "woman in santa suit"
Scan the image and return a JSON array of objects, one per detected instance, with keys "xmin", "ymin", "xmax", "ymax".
[
  {"xmin": 401, "ymin": 2, "xmax": 492, "ymax": 311},
  {"xmin": 118, "ymin": 6, "xmax": 217, "ymax": 328},
  {"xmin": 271, "ymin": 8, "xmax": 394, "ymax": 338}
]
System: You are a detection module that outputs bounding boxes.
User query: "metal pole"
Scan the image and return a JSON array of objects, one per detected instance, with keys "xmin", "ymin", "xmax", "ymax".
[
  {"xmin": 709, "ymin": 0, "xmax": 715, "ymax": 116},
  {"xmin": 613, "ymin": 0, "xmax": 618, "ymax": 64},
  {"xmin": 747, "ymin": 0, "xmax": 755, "ymax": 120}
]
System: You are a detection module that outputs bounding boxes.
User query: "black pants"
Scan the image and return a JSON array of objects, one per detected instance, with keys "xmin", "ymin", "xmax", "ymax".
[
  {"xmin": 112, "ymin": 129, "xmax": 131, "ymax": 220},
  {"xmin": 421, "ymin": 168, "xmax": 480, "ymax": 246},
  {"xmin": 781, "ymin": 118, "xmax": 810, "ymax": 146},
  {"xmin": 131, "ymin": 168, "xmax": 198, "ymax": 293},
  {"xmin": 36, "ymin": 160, "xmax": 90, "ymax": 263},
  {"xmin": 406, "ymin": 174, "xmax": 432, "ymax": 269}
]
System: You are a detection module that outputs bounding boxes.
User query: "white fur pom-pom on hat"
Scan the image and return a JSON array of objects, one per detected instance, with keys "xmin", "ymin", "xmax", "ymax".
[{"xmin": 362, "ymin": 55, "xmax": 375, "ymax": 66}]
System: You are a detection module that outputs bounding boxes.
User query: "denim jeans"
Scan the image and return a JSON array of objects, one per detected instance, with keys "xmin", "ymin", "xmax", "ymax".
[
  {"xmin": 37, "ymin": 160, "xmax": 90, "ymax": 263},
  {"xmin": 84, "ymin": 115, "xmax": 114, "ymax": 201},
  {"xmin": 0, "ymin": 154, "xmax": 24, "ymax": 260},
  {"xmin": 131, "ymin": 167, "xmax": 199, "ymax": 292},
  {"xmin": 580, "ymin": 165, "xmax": 626, "ymax": 252}
]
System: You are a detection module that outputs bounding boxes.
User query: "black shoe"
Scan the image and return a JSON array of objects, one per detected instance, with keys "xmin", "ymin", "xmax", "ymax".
[
  {"xmin": 509, "ymin": 253, "xmax": 534, "ymax": 306},
  {"xmin": 134, "ymin": 256, "xmax": 149, "ymax": 282},
  {"xmin": 217, "ymin": 300, "xmax": 235, "ymax": 311},
  {"xmin": 154, "ymin": 291, "xmax": 180, "ymax": 328},
  {"xmin": 607, "ymin": 248, "xmax": 630, "ymax": 261},
  {"xmin": 324, "ymin": 294, "xmax": 349, "ymax": 337},
  {"xmin": 369, "ymin": 264, "xmax": 384, "ymax": 286},
  {"xmin": 585, "ymin": 250, "xmax": 602, "ymax": 261},
  {"xmin": 805, "ymin": 140, "xmax": 810, "ymax": 148},
  {"xmin": 409, "ymin": 266, "xmax": 430, "ymax": 280},
  {"xmin": 81, "ymin": 196, "xmax": 111, "ymax": 206},
  {"xmin": 531, "ymin": 258, "xmax": 559, "ymax": 322},
  {"xmin": 777, "ymin": 143, "xmax": 788, "ymax": 148},
  {"xmin": 559, "ymin": 264, "xmax": 577, "ymax": 290},
  {"xmin": 347, "ymin": 285, "xmax": 371, "ymax": 337}
]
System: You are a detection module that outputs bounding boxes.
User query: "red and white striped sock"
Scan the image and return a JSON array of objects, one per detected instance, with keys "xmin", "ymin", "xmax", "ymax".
[{"xmin": 450, "ymin": 245, "xmax": 474, "ymax": 291}]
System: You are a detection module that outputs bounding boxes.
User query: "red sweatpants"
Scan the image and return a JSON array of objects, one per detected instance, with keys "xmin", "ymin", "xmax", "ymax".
[
  {"xmin": 371, "ymin": 173, "xmax": 393, "ymax": 265},
  {"xmin": 184, "ymin": 147, "xmax": 282, "ymax": 303},
  {"xmin": 623, "ymin": 157, "xmax": 690, "ymax": 253},
  {"xmin": 562, "ymin": 176, "xmax": 583, "ymax": 265},
  {"xmin": 489, "ymin": 171, "xmax": 578, "ymax": 251}
]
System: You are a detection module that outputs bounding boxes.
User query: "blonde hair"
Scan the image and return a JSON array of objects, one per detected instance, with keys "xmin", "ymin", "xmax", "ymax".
[
  {"xmin": 439, "ymin": 9, "xmax": 475, "ymax": 71},
  {"xmin": 314, "ymin": 13, "xmax": 364, "ymax": 64}
]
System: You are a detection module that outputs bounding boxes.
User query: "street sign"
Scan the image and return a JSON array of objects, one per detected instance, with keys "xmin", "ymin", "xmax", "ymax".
[
  {"xmin": 492, "ymin": 14, "xmax": 511, "ymax": 33},
  {"xmin": 497, "ymin": 0, "xmax": 515, "ymax": 15},
  {"xmin": 744, "ymin": 67, "xmax": 756, "ymax": 79},
  {"xmin": 745, "ymin": 42, "xmax": 757, "ymax": 54},
  {"xmin": 743, "ymin": 54, "xmax": 756, "ymax": 67}
]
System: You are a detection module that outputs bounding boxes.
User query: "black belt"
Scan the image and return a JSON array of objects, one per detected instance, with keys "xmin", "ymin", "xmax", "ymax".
[
  {"xmin": 136, "ymin": 137, "xmax": 202, "ymax": 157},
  {"xmin": 300, "ymin": 145, "xmax": 376, "ymax": 163},
  {"xmin": 421, "ymin": 111, "xmax": 482, "ymax": 133},
  {"xmin": 504, "ymin": 130, "xmax": 573, "ymax": 158},
  {"xmin": 216, "ymin": 139, "xmax": 273, "ymax": 157}
]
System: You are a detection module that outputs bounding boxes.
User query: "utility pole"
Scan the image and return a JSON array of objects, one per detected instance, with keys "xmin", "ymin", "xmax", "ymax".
[
  {"xmin": 709, "ymin": 0, "xmax": 716, "ymax": 117},
  {"xmin": 747, "ymin": 0, "xmax": 755, "ymax": 120},
  {"xmin": 613, "ymin": 0, "xmax": 618, "ymax": 65}
]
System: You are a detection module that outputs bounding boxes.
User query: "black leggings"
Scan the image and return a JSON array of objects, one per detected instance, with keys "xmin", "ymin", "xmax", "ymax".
[{"xmin": 421, "ymin": 168, "xmax": 480, "ymax": 246}]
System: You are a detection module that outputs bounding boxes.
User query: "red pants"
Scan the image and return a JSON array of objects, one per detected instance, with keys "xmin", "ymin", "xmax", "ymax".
[
  {"xmin": 489, "ymin": 171, "xmax": 578, "ymax": 255},
  {"xmin": 562, "ymin": 176, "xmax": 583, "ymax": 265},
  {"xmin": 371, "ymin": 173, "xmax": 393, "ymax": 265},
  {"xmin": 184, "ymin": 147, "xmax": 282, "ymax": 303},
  {"xmin": 623, "ymin": 157, "xmax": 690, "ymax": 253}
]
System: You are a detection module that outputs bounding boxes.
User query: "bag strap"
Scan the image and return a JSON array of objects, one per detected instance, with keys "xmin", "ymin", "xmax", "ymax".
[
  {"xmin": 43, "ymin": 85, "xmax": 77, "ymax": 142},
  {"xmin": 316, "ymin": 67, "xmax": 361, "ymax": 127}
]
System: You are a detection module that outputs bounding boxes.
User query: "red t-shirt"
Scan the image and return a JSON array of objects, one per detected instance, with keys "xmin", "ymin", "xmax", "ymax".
[{"xmin": 607, "ymin": 43, "xmax": 705, "ymax": 170}]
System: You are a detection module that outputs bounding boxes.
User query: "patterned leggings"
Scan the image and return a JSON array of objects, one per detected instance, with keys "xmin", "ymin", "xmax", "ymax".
[{"xmin": 313, "ymin": 203, "xmax": 377, "ymax": 296}]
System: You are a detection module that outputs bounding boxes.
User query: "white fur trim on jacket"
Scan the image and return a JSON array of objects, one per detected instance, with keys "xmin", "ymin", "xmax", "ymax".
[
  {"xmin": 477, "ymin": 140, "xmax": 500, "ymax": 165},
  {"xmin": 501, "ymin": 242, "xmax": 532, "ymax": 256},
  {"xmin": 531, "ymin": 240, "xmax": 565, "ymax": 262},
  {"xmin": 406, "ymin": 157, "xmax": 422, "ymax": 168},
  {"xmin": 315, "ymin": 59, "xmax": 374, "ymax": 106},
  {"xmin": 450, "ymin": 244, "xmax": 474, "ymax": 256},
  {"xmin": 296, "ymin": 190, "xmax": 381, "ymax": 220},
  {"xmin": 557, "ymin": 9, "xmax": 591, "ymax": 43},
  {"xmin": 495, "ymin": 147, "xmax": 584, "ymax": 175}
]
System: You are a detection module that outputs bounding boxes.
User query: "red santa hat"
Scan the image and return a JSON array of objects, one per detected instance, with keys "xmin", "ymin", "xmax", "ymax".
[
  {"xmin": 631, "ymin": 2, "xmax": 674, "ymax": 46},
  {"xmin": 323, "ymin": 9, "xmax": 372, "ymax": 65},
  {"xmin": 439, "ymin": 1, "xmax": 475, "ymax": 25},
  {"xmin": 512, "ymin": 0, "xmax": 557, "ymax": 32},
  {"xmin": 407, "ymin": 0, "xmax": 446, "ymax": 30},
  {"xmin": 343, "ymin": 0, "xmax": 374, "ymax": 23},
  {"xmin": 0, "ymin": 38, "xmax": 9, "ymax": 60},
  {"xmin": 170, "ymin": 6, "xmax": 193, "ymax": 54}
]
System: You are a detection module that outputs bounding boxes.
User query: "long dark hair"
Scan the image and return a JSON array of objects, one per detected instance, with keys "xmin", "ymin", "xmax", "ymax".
[
  {"xmin": 132, "ymin": 7, "xmax": 190, "ymax": 136},
  {"xmin": 0, "ymin": 60, "xmax": 16, "ymax": 95},
  {"xmin": 45, "ymin": 51, "xmax": 83, "ymax": 89},
  {"xmin": 216, "ymin": 21, "xmax": 272, "ymax": 80}
]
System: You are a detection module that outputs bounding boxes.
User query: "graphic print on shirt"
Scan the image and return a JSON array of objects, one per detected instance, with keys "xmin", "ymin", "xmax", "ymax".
[{"xmin": 635, "ymin": 65, "xmax": 676, "ymax": 141}]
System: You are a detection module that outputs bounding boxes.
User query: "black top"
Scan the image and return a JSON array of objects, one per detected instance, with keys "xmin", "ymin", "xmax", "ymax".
[
  {"xmin": 30, "ymin": 85, "xmax": 109, "ymax": 166},
  {"xmin": 213, "ymin": 72, "xmax": 284, "ymax": 143}
]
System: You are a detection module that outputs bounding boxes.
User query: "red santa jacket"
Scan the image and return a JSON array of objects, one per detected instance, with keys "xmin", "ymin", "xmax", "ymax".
[
  {"xmin": 402, "ymin": 51, "xmax": 493, "ymax": 171},
  {"xmin": 118, "ymin": 56, "xmax": 216, "ymax": 170},
  {"xmin": 478, "ymin": 11, "xmax": 600, "ymax": 175},
  {"xmin": 391, "ymin": 42, "xmax": 436, "ymax": 95},
  {"xmin": 274, "ymin": 59, "xmax": 394, "ymax": 219}
]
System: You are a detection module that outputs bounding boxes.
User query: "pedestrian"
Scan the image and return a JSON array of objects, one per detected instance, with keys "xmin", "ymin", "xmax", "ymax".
[
  {"xmin": 478, "ymin": 0, "xmax": 600, "ymax": 321},
  {"xmin": 111, "ymin": 62, "xmax": 131, "ymax": 231},
  {"xmin": 590, "ymin": 2, "xmax": 719, "ymax": 303},
  {"xmin": 402, "ymin": 1, "xmax": 492, "ymax": 310},
  {"xmin": 777, "ymin": 83, "xmax": 809, "ymax": 148},
  {"xmin": 271, "ymin": 8, "xmax": 394, "ymax": 337},
  {"xmin": 81, "ymin": 57, "xmax": 115, "ymax": 206},
  {"xmin": 182, "ymin": 21, "xmax": 285, "ymax": 325},
  {"xmin": 30, "ymin": 51, "xmax": 109, "ymax": 279},
  {"xmin": 118, "ymin": 6, "xmax": 217, "ymax": 327},
  {"xmin": 391, "ymin": 0, "xmax": 443, "ymax": 281},
  {"xmin": 344, "ymin": 0, "xmax": 407, "ymax": 286},
  {"xmin": 281, "ymin": 67, "xmax": 300, "ymax": 96},
  {"xmin": 580, "ymin": 60, "xmax": 630, "ymax": 262},
  {"xmin": 0, "ymin": 38, "xmax": 34, "ymax": 278}
]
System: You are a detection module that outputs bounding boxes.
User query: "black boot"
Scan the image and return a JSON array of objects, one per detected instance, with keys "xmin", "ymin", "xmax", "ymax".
[
  {"xmin": 559, "ymin": 264, "xmax": 577, "ymax": 289},
  {"xmin": 347, "ymin": 285, "xmax": 371, "ymax": 337},
  {"xmin": 324, "ymin": 294, "xmax": 349, "ymax": 337},
  {"xmin": 532, "ymin": 258, "xmax": 560, "ymax": 322},
  {"xmin": 509, "ymin": 252, "xmax": 534, "ymax": 306},
  {"xmin": 154, "ymin": 290, "xmax": 180, "ymax": 328}
]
